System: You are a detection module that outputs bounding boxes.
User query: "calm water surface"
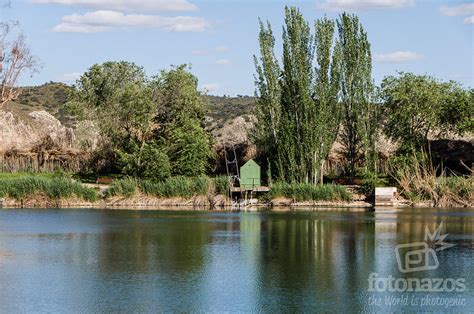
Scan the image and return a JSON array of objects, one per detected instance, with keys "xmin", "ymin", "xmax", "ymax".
[{"xmin": 0, "ymin": 208, "xmax": 473, "ymax": 312}]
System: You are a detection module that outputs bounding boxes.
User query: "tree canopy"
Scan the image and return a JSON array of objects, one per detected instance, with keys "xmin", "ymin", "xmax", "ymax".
[
  {"xmin": 68, "ymin": 62, "xmax": 213, "ymax": 178},
  {"xmin": 381, "ymin": 72, "xmax": 473, "ymax": 152},
  {"xmin": 254, "ymin": 7, "xmax": 375, "ymax": 184}
]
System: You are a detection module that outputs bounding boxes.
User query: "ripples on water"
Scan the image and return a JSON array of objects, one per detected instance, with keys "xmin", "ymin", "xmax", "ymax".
[{"xmin": 0, "ymin": 208, "xmax": 473, "ymax": 312}]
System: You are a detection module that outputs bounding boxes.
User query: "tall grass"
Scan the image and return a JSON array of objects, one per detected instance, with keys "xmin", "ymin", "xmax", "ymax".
[
  {"xmin": 103, "ymin": 177, "xmax": 138, "ymax": 198},
  {"xmin": 106, "ymin": 176, "xmax": 228, "ymax": 198},
  {"xmin": 139, "ymin": 176, "xmax": 209, "ymax": 198},
  {"xmin": 213, "ymin": 176, "xmax": 230, "ymax": 195},
  {"xmin": 0, "ymin": 176, "xmax": 99, "ymax": 201},
  {"xmin": 390, "ymin": 152, "xmax": 473, "ymax": 207},
  {"xmin": 269, "ymin": 182, "xmax": 351, "ymax": 202}
]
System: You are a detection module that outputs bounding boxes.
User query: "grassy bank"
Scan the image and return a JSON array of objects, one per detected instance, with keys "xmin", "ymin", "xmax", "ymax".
[
  {"xmin": 105, "ymin": 176, "xmax": 229, "ymax": 198},
  {"xmin": 0, "ymin": 175, "xmax": 99, "ymax": 201},
  {"xmin": 269, "ymin": 183, "xmax": 351, "ymax": 202}
]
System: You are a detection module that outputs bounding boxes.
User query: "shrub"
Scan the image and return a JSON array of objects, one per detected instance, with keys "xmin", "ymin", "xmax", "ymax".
[
  {"xmin": 104, "ymin": 178, "xmax": 138, "ymax": 197},
  {"xmin": 359, "ymin": 171, "xmax": 389, "ymax": 196},
  {"xmin": 119, "ymin": 143, "xmax": 171, "ymax": 181},
  {"xmin": 213, "ymin": 176, "xmax": 229, "ymax": 194}
]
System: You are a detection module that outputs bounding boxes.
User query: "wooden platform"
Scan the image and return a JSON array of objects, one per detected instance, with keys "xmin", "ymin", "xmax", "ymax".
[{"xmin": 230, "ymin": 186, "xmax": 270, "ymax": 193}]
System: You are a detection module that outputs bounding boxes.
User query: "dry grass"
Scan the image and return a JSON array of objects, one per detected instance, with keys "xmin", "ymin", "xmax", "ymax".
[{"xmin": 390, "ymin": 152, "xmax": 473, "ymax": 207}]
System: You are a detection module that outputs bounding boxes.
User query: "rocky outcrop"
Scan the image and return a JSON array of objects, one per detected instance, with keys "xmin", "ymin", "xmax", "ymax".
[{"xmin": 0, "ymin": 110, "xmax": 74, "ymax": 153}]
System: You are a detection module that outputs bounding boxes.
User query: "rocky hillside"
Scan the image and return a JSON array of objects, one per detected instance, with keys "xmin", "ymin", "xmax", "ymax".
[{"xmin": 0, "ymin": 83, "xmax": 256, "ymax": 153}]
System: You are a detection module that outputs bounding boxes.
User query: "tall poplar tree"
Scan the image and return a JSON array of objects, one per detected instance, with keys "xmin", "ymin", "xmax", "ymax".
[
  {"xmin": 254, "ymin": 7, "xmax": 342, "ymax": 184},
  {"xmin": 336, "ymin": 13, "xmax": 375, "ymax": 181}
]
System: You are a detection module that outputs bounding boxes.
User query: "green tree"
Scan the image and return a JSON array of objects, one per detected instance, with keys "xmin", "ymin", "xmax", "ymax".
[
  {"xmin": 381, "ymin": 72, "xmax": 472, "ymax": 152},
  {"xmin": 120, "ymin": 143, "xmax": 171, "ymax": 180},
  {"xmin": 336, "ymin": 12, "xmax": 375, "ymax": 180},
  {"xmin": 68, "ymin": 61, "xmax": 155, "ymax": 153},
  {"xmin": 151, "ymin": 65, "xmax": 214, "ymax": 176},
  {"xmin": 69, "ymin": 62, "xmax": 214, "ymax": 178},
  {"xmin": 254, "ymin": 7, "xmax": 342, "ymax": 184},
  {"xmin": 254, "ymin": 19, "xmax": 281, "ymax": 156},
  {"xmin": 68, "ymin": 61, "xmax": 165, "ymax": 175}
]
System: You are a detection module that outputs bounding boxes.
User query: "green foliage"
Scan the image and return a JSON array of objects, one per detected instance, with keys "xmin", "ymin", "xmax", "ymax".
[
  {"xmin": 104, "ymin": 178, "xmax": 138, "ymax": 198},
  {"xmin": 119, "ymin": 143, "xmax": 171, "ymax": 180},
  {"xmin": 359, "ymin": 171, "xmax": 388, "ymax": 196},
  {"xmin": 381, "ymin": 72, "xmax": 473, "ymax": 152},
  {"xmin": 269, "ymin": 182, "xmax": 351, "ymax": 202},
  {"xmin": 337, "ymin": 12, "xmax": 376, "ymax": 179},
  {"xmin": 0, "ymin": 176, "xmax": 98, "ymax": 201},
  {"xmin": 152, "ymin": 64, "xmax": 207, "ymax": 125},
  {"xmin": 152, "ymin": 65, "xmax": 214, "ymax": 177},
  {"xmin": 67, "ymin": 61, "xmax": 155, "ymax": 174},
  {"xmin": 104, "ymin": 176, "xmax": 229, "ymax": 199},
  {"xmin": 213, "ymin": 176, "xmax": 229, "ymax": 194},
  {"xmin": 167, "ymin": 116, "xmax": 214, "ymax": 176},
  {"xmin": 139, "ymin": 176, "xmax": 210, "ymax": 198},
  {"xmin": 389, "ymin": 151, "xmax": 473, "ymax": 207},
  {"xmin": 254, "ymin": 7, "xmax": 342, "ymax": 184},
  {"xmin": 68, "ymin": 62, "xmax": 213, "ymax": 178}
]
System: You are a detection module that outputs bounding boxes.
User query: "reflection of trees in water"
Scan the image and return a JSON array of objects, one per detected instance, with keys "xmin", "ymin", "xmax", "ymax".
[
  {"xmin": 377, "ymin": 211, "xmax": 474, "ymax": 246},
  {"xmin": 95, "ymin": 212, "xmax": 214, "ymax": 275},
  {"xmin": 257, "ymin": 214, "xmax": 375, "ymax": 311}
]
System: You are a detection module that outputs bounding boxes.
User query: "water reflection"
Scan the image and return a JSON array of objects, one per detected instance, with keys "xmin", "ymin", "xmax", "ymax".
[{"xmin": 0, "ymin": 208, "xmax": 472, "ymax": 312}]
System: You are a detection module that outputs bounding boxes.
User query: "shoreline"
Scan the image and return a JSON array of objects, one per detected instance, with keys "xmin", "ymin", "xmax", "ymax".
[
  {"xmin": 1, "ymin": 194, "xmax": 471, "ymax": 211},
  {"xmin": 0, "ymin": 194, "xmax": 374, "ymax": 211}
]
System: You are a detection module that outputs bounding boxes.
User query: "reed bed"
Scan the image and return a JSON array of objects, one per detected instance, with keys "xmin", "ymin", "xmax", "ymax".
[
  {"xmin": 390, "ymin": 152, "xmax": 473, "ymax": 207},
  {"xmin": 269, "ymin": 183, "xmax": 351, "ymax": 202},
  {"xmin": 105, "ymin": 176, "xmax": 230, "ymax": 198},
  {"xmin": 0, "ymin": 176, "xmax": 99, "ymax": 201}
]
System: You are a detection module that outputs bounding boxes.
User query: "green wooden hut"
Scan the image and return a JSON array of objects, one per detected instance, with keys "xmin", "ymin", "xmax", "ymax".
[{"xmin": 240, "ymin": 159, "xmax": 261, "ymax": 189}]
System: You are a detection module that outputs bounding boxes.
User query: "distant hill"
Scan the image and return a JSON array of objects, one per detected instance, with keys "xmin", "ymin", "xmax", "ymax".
[
  {"xmin": 2, "ymin": 83, "xmax": 257, "ymax": 151},
  {"xmin": 4, "ymin": 83, "xmax": 75, "ymax": 127},
  {"xmin": 6, "ymin": 83, "xmax": 255, "ymax": 123}
]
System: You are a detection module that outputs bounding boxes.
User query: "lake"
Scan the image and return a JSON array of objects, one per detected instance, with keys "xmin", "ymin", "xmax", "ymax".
[{"xmin": 0, "ymin": 208, "xmax": 473, "ymax": 312}]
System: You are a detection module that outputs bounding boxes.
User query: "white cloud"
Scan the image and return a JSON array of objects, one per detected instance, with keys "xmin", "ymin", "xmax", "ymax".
[
  {"xmin": 439, "ymin": 3, "xmax": 474, "ymax": 17},
  {"xmin": 374, "ymin": 51, "xmax": 422, "ymax": 63},
  {"xmin": 215, "ymin": 58, "xmax": 231, "ymax": 65},
  {"xmin": 319, "ymin": 0, "xmax": 414, "ymax": 11},
  {"xmin": 57, "ymin": 72, "xmax": 82, "ymax": 82},
  {"xmin": 202, "ymin": 83, "xmax": 219, "ymax": 92},
  {"xmin": 52, "ymin": 10, "xmax": 209, "ymax": 33},
  {"xmin": 53, "ymin": 24, "xmax": 108, "ymax": 33},
  {"xmin": 31, "ymin": 0, "xmax": 198, "ymax": 12},
  {"xmin": 464, "ymin": 15, "xmax": 474, "ymax": 24}
]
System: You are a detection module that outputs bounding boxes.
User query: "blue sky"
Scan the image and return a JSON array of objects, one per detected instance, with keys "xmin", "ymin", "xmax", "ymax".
[{"xmin": 4, "ymin": 0, "xmax": 473, "ymax": 95}]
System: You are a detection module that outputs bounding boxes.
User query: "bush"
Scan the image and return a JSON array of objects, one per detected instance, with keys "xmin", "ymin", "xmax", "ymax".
[
  {"xmin": 0, "ymin": 176, "xmax": 98, "ymax": 202},
  {"xmin": 269, "ymin": 183, "xmax": 351, "ymax": 202},
  {"xmin": 359, "ymin": 171, "xmax": 389, "ymax": 196},
  {"xmin": 213, "ymin": 176, "xmax": 229, "ymax": 194},
  {"xmin": 119, "ymin": 143, "xmax": 171, "ymax": 181},
  {"xmin": 104, "ymin": 178, "xmax": 138, "ymax": 198}
]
